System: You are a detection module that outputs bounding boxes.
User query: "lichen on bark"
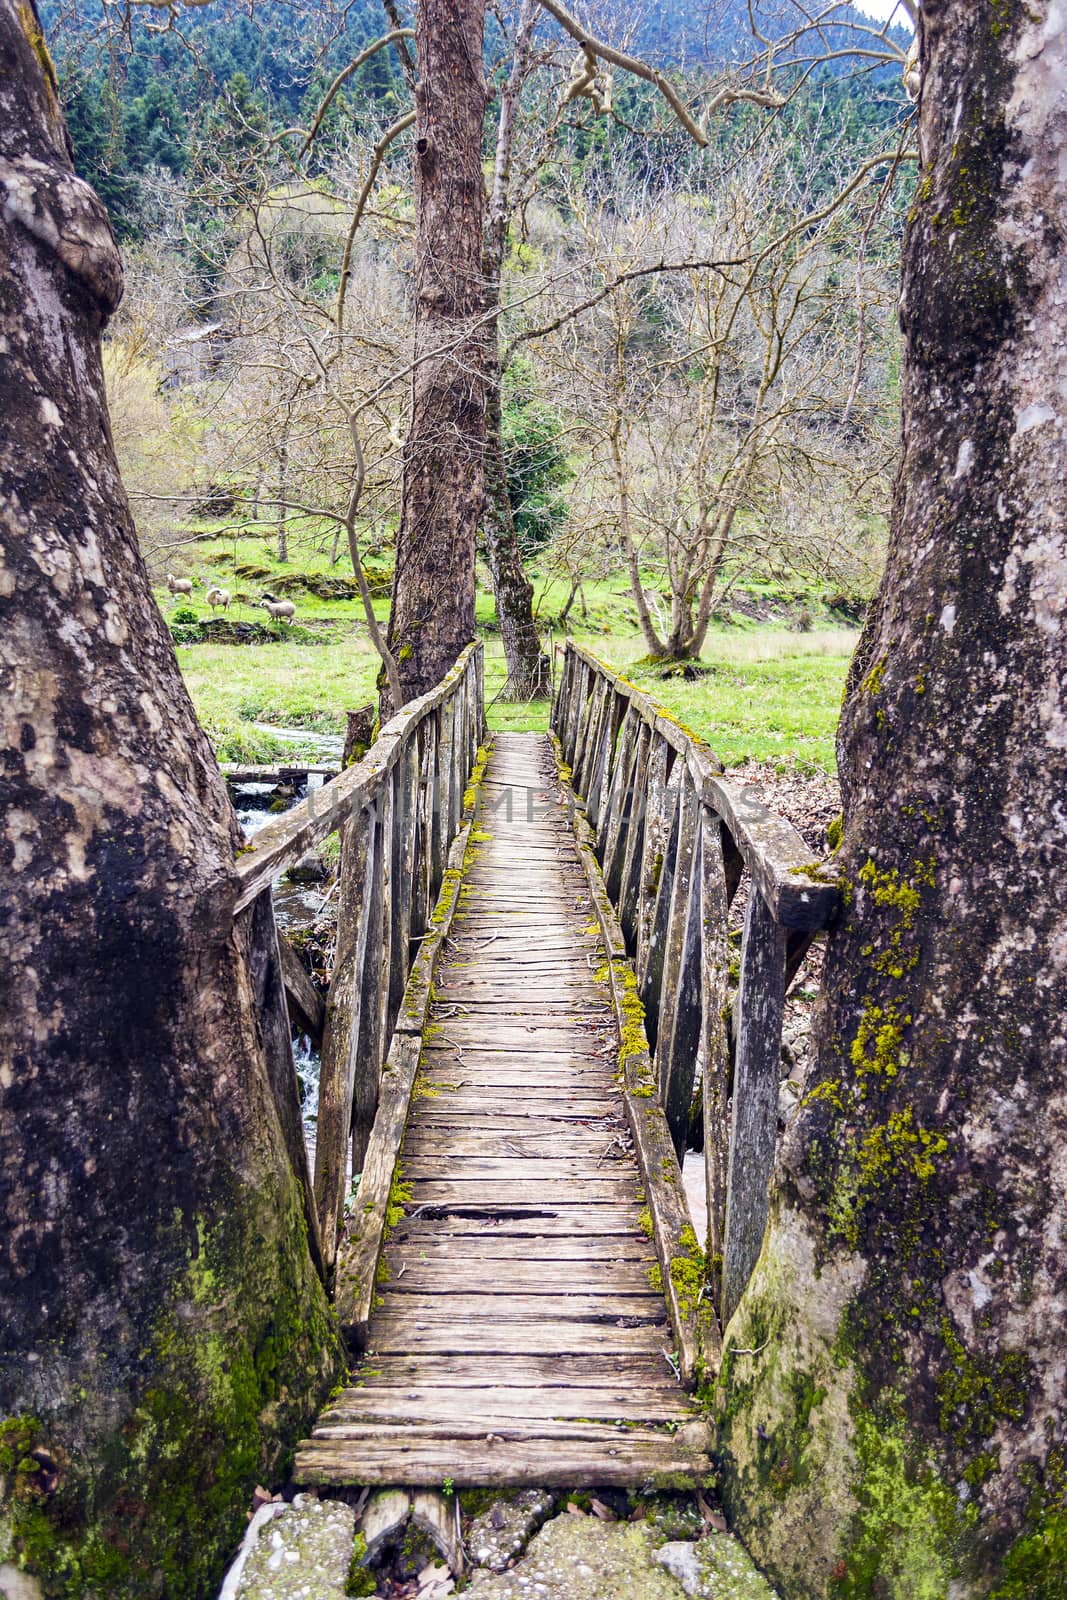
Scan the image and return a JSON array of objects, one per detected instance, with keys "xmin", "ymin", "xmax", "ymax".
[
  {"xmin": 715, "ymin": 3, "xmax": 1067, "ymax": 1596},
  {"xmin": 0, "ymin": 3, "xmax": 342, "ymax": 1592}
]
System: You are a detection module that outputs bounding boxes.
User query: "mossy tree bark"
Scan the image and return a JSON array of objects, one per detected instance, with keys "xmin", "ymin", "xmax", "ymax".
[
  {"xmin": 717, "ymin": 5, "xmax": 1067, "ymax": 1597},
  {"xmin": 383, "ymin": 0, "xmax": 487, "ymax": 715},
  {"xmin": 0, "ymin": 6, "xmax": 342, "ymax": 1595}
]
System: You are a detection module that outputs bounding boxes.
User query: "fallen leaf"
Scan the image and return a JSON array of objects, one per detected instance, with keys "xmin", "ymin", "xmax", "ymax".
[
  {"xmin": 590, "ymin": 1498, "xmax": 615, "ymax": 1522},
  {"xmin": 566, "ymin": 1502, "xmax": 587, "ymax": 1516}
]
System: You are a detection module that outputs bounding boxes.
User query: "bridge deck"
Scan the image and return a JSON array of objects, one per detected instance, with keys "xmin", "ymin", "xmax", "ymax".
[{"xmin": 294, "ymin": 734, "xmax": 710, "ymax": 1489}]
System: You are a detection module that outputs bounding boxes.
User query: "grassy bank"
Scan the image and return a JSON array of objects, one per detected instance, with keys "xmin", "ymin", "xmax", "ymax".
[{"xmin": 160, "ymin": 542, "xmax": 858, "ymax": 774}]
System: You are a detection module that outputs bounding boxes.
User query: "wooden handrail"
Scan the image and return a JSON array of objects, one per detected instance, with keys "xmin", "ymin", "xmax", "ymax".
[
  {"xmin": 308, "ymin": 644, "xmax": 485, "ymax": 1267},
  {"xmin": 232, "ymin": 641, "xmax": 485, "ymax": 1282},
  {"xmin": 235, "ymin": 642, "xmax": 484, "ymax": 913},
  {"xmin": 551, "ymin": 641, "xmax": 839, "ymax": 1326}
]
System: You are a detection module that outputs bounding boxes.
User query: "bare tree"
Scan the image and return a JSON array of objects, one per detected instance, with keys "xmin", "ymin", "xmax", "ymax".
[{"xmin": 545, "ymin": 155, "xmax": 897, "ymax": 659}]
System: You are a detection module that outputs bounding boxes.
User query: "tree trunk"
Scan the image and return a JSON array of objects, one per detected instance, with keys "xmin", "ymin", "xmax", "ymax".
[
  {"xmin": 716, "ymin": 7, "xmax": 1067, "ymax": 1598},
  {"xmin": 611, "ymin": 421, "xmax": 666, "ymax": 657},
  {"xmin": 483, "ymin": 381, "xmax": 550, "ymax": 698},
  {"xmin": 383, "ymin": 0, "xmax": 487, "ymax": 715},
  {"xmin": 0, "ymin": 7, "xmax": 342, "ymax": 1593},
  {"xmin": 481, "ymin": 0, "xmax": 549, "ymax": 701}
]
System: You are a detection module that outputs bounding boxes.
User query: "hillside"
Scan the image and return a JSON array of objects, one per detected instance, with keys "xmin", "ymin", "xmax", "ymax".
[{"xmin": 43, "ymin": 0, "xmax": 908, "ymax": 236}]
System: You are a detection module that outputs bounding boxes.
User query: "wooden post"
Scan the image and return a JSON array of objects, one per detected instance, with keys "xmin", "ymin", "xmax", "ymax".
[
  {"xmin": 562, "ymin": 655, "xmax": 588, "ymax": 766},
  {"xmin": 574, "ymin": 674, "xmax": 607, "ymax": 799},
  {"xmin": 586, "ymin": 686, "xmax": 622, "ymax": 834},
  {"xmin": 720, "ymin": 887, "xmax": 788, "ymax": 1324},
  {"xmin": 638, "ymin": 766, "xmax": 683, "ymax": 1047},
  {"xmin": 616, "ymin": 722, "xmax": 652, "ymax": 949},
  {"xmin": 698, "ymin": 809, "xmax": 733, "ymax": 1273},
  {"xmin": 634, "ymin": 735, "xmax": 669, "ymax": 982},
  {"xmin": 242, "ymin": 888, "xmax": 325, "ymax": 1276},
  {"xmin": 600, "ymin": 709, "xmax": 637, "ymax": 898},
  {"xmin": 314, "ymin": 803, "xmax": 377, "ymax": 1264},
  {"xmin": 428, "ymin": 706, "xmax": 446, "ymax": 903},
  {"xmin": 654, "ymin": 779, "xmax": 703, "ymax": 1159}
]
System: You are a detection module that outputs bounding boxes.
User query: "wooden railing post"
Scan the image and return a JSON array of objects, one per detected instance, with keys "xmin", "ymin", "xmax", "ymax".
[
  {"xmin": 616, "ymin": 722, "xmax": 651, "ymax": 948},
  {"xmin": 637, "ymin": 758, "xmax": 683, "ymax": 1045},
  {"xmin": 720, "ymin": 887, "xmax": 788, "ymax": 1325},
  {"xmin": 634, "ymin": 735, "xmax": 670, "ymax": 986},
  {"xmin": 698, "ymin": 808, "xmax": 733, "ymax": 1275},
  {"xmin": 240, "ymin": 889, "xmax": 325, "ymax": 1276},
  {"xmin": 315, "ymin": 800, "xmax": 378, "ymax": 1263},
  {"xmin": 655, "ymin": 778, "xmax": 703, "ymax": 1158},
  {"xmin": 600, "ymin": 708, "xmax": 638, "ymax": 898}
]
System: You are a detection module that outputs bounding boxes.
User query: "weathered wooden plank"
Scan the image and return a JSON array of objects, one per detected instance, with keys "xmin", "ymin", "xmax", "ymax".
[
  {"xmin": 699, "ymin": 811, "xmax": 733, "ymax": 1270},
  {"xmin": 366, "ymin": 1319, "xmax": 670, "ymax": 1354},
  {"xmin": 294, "ymin": 1434, "xmax": 713, "ymax": 1490},
  {"xmin": 386, "ymin": 1238, "xmax": 654, "ymax": 1264},
  {"xmin": 276, "ymin": 930, "xmax": 325, "ymax": 1044},
  {"xmin": 600, "ymin": 711, "xmax": 640, "ymax": 901},
  {"xmin": 239, "ymin": 888, "xmax": 325, "ymax": 1278},
  {"xmin": 616, "ymin": 724, "xmax": 651, "ymax": 949},
  {"xmin": 721, "ymin": 885, "xmax": 789, "ymax": 1324},
  {"xmin": 388, "ymin": 1208, "xmax": 646, "ymax": 1236},
  {"xmin": 350, "ymin": 1352, "xmax": 678, "ymax": 1385},
  {"xmin": 634, "ymin": 736, "xmax": 670, "ymax": 984},
  {"xmin": 638, "ymin": 769, "xmax": 682, "ymax": 1046},
  {"xmin": 368, "ymin": 1291, "xmax": 666, "ymax": 1321},
  {"xmin": 654, "ymin": 779, "xmax": 703, "ymax": 1158},
  {"xmin": 587, "ymin": 686, "xmax": 624, "ymax": 834},
  {"xmin": 311, "ymin": 1418, "xmax": 700, "ymax": 1446},
  {"xmin": 324, "ymin": 1385, "xmax": 689, "ymax": 1421},
  {"xmin": 384, "ymin": 1261, "xmax": 657, "ymax": 1291},
  {"xmin": 315, "ymin": 803, "xmax": 378, "ymax": 1261},
  {"xmin": 573, "ymin": 674, "xmax": 608, "ymax": 800}
]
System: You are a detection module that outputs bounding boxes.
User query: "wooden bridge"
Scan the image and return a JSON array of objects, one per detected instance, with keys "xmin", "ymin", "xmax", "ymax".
[{"xmin": 233, "ymin": 641, "xmax": 838, "ymax": 1491}]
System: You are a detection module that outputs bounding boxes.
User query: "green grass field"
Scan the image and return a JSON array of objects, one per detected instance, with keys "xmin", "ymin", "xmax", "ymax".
[{"xmin": 163, "ymin": 534, "xmax": 859, "ymax": 774}]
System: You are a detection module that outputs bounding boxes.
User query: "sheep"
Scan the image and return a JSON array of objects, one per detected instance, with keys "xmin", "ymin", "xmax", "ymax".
[
  {"xmin": 166, "ymin": 572, "xmax": 194, "ymax": 597},
  {"xmin": 206, "ymin": 585, "xmax": 232, "ymax": 611},
  {"xmin": 260, "ymin": 597, "xmax": 296, "ymax": 625}
]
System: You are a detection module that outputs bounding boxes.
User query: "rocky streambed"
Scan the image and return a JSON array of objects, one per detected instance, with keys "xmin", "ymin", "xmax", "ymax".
[{"xmin": 218, "ymin": 1488, "xmax": 781, "ymax": 1600}]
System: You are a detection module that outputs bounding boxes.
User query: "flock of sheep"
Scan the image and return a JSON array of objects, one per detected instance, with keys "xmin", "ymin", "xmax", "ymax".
[{"xmin": 165, "ymin": 572, "xmax": 297, "ymax": 623}]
